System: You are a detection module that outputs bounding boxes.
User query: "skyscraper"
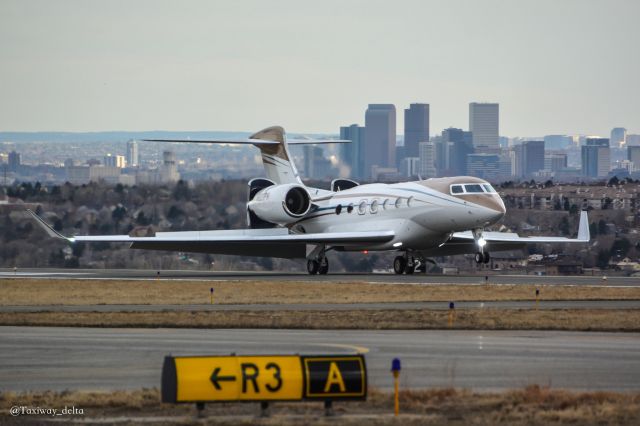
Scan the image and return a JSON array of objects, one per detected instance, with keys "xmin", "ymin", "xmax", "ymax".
[
  {"xmin": 418, "ymin": 141, "xmax": 436, "ymax": 178},
  {"xmin": 8, "ymin": 151, "xmax": 20, "ymax": 172},
  {"xmin": 581, "ymin": 138, "xmax": 610, "ymax": 178},
  {"xmin": 610, "ymin": 128, "xmax": 627, "ymax": 148},
  {"xmin": 628, "ymin": 146, "xmax": 640, "ymax": 172},
  {"xmin": 441, "ymin": 128, "xmax": 474, "ymax": 176},
  {"xmin": 365, "ymin": 104, "xmax": 396, "ymax": 179},
  {"xmin": 126, "ymin": 140, "xmax": 139, "ymax": 167},
  {"xmin": 339, "ymin": 124, "xmax": 365, "ymax": 180},
  {"xmin": 469, "ymin": 102, "xmax": 499, "ymax": 150},
  {"xmin": 522, "ymin": 140, "xmax": 545, "ymax": 176},
  {"xmin": 404, "ymin": 104, "xmax": 429, "ymax": 158}
]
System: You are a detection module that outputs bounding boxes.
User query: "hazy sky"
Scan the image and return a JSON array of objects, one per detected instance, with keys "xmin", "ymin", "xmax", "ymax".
[{"xmin": 1, "ymin": 0, "xmax": 638, "ymax": 136}]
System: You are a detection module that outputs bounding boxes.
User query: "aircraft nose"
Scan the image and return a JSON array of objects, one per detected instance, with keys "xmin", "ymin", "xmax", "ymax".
[{"xmin": 487, "ymin": 196, "xmax": 506, "ymax": 221}]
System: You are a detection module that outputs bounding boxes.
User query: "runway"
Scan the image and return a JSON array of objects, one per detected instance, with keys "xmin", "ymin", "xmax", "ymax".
[
  {"xmin": 1, "ymin": 326, "xmax": 639, "ymax": 392},
  {"xmin": 2, "ymin": 300, "xmax": 640, "ymax": 312},
  {"xmin": 0, "ymin": 268, "xmax": 636, "ymax": 286}
]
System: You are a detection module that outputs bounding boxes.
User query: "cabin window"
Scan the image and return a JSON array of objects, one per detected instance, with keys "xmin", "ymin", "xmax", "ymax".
[
  {"xmin": 335, "ymin": 204, "xmax": 342, "ymax": 215},
  {"xmin": 464, "ymin": 184, "xmax": 484, "ymax": 193},
  {"xmin": 407, "ymin": 196, "xmax": 414, "ymax": 207},
  {"xmin": 451, "ymin": 185, "xmax": 464, "ymax": 194},
  {"xmin": 347, "ymin": 203, "xmax": 354, "ymax": 213},
  {"xmin": 382, "ymin": 199, "xmax": 389, "ymax": 209},
  {"xmin": 370, "ymin": 200, "xmax": 379, "ymax": 214},
  {"xmin": 358, "ymin": 200, "xmax": 367, "ymax": 215},
  {"xmin": 394, "ymin": 198, "xmax": 402, "ymax": 208}
]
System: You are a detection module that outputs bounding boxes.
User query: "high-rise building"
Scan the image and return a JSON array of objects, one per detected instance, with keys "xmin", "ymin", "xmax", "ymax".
[
  {"xmin": 441, "ymin": 128, "xmax": 474, "ymax": 176},
  {"xmin": 545, "ymin": 153, "xmax": 568, "ymax": 172},
  {"xmin": 522, "ymin": 140, "xmax": 545, "ymax": 176},
  {"xmin": 8, "ymin": 151, "xmax": 20, "ymax": 172},
  {"xmin": 610, "ymin": 127, "xmax": 627, "ymax": 148},
  {"xmin": 365, "ymin": 104, "xmax": 396, "ymax": 178},
  {"xmin": 544, "ymin": 135, "xmax": 574, "ymax": 150},
  {"xmin": 626, "ymin": 134, "xmax": 640, "ymax": 146},
  {"xmin": 467, "ymin": 153, "xmax": 500, "ymax": 180},
  {"xmin": 404, "ymin": 103, "xmax": 429, "ymax": 158},
  {"xmin": 126, "ymin": 140, "xmax": 139, "ymax": 167},
  {"xmin": 400, "ymin": 157, "xmax": 420, "ymax": 178},
  {"xmin": 303, "ymin": 145, "xmax": 332, "ymax": 179},
  {"xmin": 581, "ymin": 138, "xmax": 610, "ymax": 178},
  {"xmin": 159, "ymin": 151, "xmax": 180, "ymax": 183},
  {"xmin": 340, "ymin": 124, "xmax": 365, "ymax": 180},
  {"xmin": 628, "ymin": 146, "xmax": 640, "ymax": 172},
  {"xmin": 418, "ymin": 142, "xmax": 437, "ymax": 178},
  {"xmin": 469, "ymin": 102, "xmax": 499, "ymax": 149},
  {"xmin": 104, "ymin": 154, "xmax": 126, "ymax": 168}
]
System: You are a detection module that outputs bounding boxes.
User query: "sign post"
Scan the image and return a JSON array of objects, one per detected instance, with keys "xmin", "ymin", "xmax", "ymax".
[
  {"xmin": 535, "ymin": 288, "xmax": 540, "ymax": 310},
  {"xmin": 162, "ymin": 354, "xmax": 367, "ymax": 416},
  {"xmin": 210, "ymin": 288, "xmax": 214, "ymax": 305},
  {"xmin": 391, "ymin": 358, "xmax": 401, "ymax": 416}
]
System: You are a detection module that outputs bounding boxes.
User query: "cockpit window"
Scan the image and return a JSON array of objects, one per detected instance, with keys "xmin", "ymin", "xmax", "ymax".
[
  {"xmin": 451, "ymin": 185, "xmax": 464, "ymax": 194},
  {"xmin": 464, "ymin": 184, "xmax": 484, "ymax": 193},
  {"xmin": 482, "ymin": 184, "xmax": 496, "ymax": 193}
]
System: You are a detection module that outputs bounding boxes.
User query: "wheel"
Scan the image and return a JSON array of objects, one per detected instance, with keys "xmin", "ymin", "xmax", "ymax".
[
  {"xmin": 393, "ymin": 256, "xmax": 406, "ymax": 274},
  {"xmin": 475, "ymin": 252, "xmax": 483, "ymax": 264},
  {"xmin": 483, "ymin": 252, "xmax": 491, "ymax": 264},
  {"xmin": 307, "ymin": 259, "xmax": 319, "ymax": 275},
  {"xmin": 318, "ymin": 258, "xmax": 329, "ymax": 275},
  {"xmin": 405, "ymin": 258, "xmax": 415, "ymax": 275}
]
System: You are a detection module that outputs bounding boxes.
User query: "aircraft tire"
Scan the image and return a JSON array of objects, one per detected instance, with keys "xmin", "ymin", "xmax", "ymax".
[
  {"xmin": 475, "ymin": 252, "xmax": 483, "ymax": 264},
  {"xmin": 393, "ymin": 256, "xmax": 406, "ymax": 274},
  {"xmin": 318, "ymin": 258, "xmax": 329, "ymax": 275},
  {"xmin": 307, "ymin": 259, "xmax": 319, "ymax": 275},
  {"xmin": 483, "ymin": 252, "xmax": 491, "ymax": 264}
]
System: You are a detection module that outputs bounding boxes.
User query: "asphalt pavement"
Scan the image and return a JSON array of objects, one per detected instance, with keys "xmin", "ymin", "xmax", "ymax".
[{"xmin": 1, "ymin": 326, "xmax": 639, "ymax": 392}]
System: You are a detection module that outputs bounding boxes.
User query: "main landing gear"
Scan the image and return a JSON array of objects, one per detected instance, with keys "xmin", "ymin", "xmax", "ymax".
[
  {"xmin": 393, "ymin": 253, "xmax": 424, "ymax": 274},
  {"xmin": 475, "ymin": 251, "xmax": 491, "ymax": 264},
  {"xmin": 307, "ymin": 256, "xmax": 329, "ymax": 275}
]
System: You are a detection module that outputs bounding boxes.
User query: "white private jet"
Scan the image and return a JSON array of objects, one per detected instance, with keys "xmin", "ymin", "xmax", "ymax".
[{"xmin": 29, "ymin": 126, "xmax": 589, "ymax": 275}]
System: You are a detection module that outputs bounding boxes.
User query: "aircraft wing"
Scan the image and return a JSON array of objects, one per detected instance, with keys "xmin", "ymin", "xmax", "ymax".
[
  {"xmin": 451, "ymin": 210, "xmax": 589, "ymax": 243},
  {"xmin": 27, "ymin": 210, "xmax": 393, "ymax": 259}
]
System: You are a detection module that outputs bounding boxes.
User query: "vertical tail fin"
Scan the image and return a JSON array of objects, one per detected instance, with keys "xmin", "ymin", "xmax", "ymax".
[{"xmin": 250, "ymin": 126, "xmax": 302, "ymax": 185}]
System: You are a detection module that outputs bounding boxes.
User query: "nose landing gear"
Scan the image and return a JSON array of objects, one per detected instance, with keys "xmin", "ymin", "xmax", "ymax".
[
  {"xmin": 473, "ymin": 229, "xmax": 491, "ymax": 265},
  {"xmin": 475, "ymin": 251, "xmax": 490, "ymax": 264}
]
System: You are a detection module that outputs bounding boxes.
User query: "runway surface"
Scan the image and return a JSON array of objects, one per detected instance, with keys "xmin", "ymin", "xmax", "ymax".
[
  {"xmin": 0, "ymin": 268, "xmax": 636, "ymax": 286},
  {"xmin": 1, "ymin": 326, "xmax": 639, "ymax": 392},
  {"xmin": 2, "ymin": 300, "xmax": 639, "ymax": 312}
]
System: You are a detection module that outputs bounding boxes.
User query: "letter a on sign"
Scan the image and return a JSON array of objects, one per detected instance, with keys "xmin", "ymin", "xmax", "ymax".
[{"xmin": 324, "ymin": 362, "xmax": 346, "ymax": 392}]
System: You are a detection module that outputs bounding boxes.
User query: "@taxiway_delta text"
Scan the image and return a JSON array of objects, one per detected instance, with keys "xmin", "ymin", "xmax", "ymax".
[{"xmin": 9, "ymin": 405, "xmax": 84, "ymax": 417}]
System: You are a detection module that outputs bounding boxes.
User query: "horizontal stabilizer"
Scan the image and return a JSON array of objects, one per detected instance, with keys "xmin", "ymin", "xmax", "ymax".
[{"xmin": 142, "ymin": 138, "xmax": 279, "ymax": 145}]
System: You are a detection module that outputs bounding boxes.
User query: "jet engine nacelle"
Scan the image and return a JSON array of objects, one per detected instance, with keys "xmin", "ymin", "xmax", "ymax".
[{"xmin": 246, "ymin": 184, "xmax": 311, "ymax": 225}]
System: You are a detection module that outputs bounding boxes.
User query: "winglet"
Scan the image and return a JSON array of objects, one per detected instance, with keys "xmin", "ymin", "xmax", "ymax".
[
  {"xmin": 26, "ymin": 209, "xmax": 73, "ymax": 242},
  {"xmin": 577, "ymin": 210, "xmax": 590, "ymax": 242}
]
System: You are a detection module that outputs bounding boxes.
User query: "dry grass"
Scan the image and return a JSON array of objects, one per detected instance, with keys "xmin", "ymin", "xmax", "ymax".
[
  {"xmin": 1, "ymin": 386, "xmax": 639, "ymax": 425},
  {"xmin": 2, "ymin": 308, "xmax": 640, "ymax": 331},
  {"xmin": 1, "ymin": 278, "xmax": 639, "ymax": 306}
]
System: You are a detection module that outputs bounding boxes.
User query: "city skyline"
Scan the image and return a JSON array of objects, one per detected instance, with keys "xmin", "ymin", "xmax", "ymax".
[{"xmin": 1, "ymin": 0, "xmax": 638, "ymax": 136}]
